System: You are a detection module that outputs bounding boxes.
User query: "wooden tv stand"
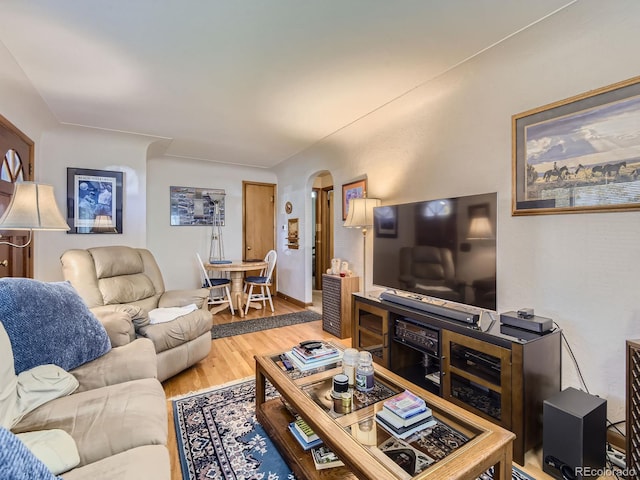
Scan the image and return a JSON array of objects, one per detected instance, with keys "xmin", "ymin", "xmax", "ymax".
[{"xmin": 352, "ymin": 293, "xmax": 561, "ymax": 466}]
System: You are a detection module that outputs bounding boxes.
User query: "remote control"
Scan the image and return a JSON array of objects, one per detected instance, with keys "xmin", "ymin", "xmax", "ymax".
[{"xmin": 280, "ymin": 354, "xmax": 294, "ymax": 371}]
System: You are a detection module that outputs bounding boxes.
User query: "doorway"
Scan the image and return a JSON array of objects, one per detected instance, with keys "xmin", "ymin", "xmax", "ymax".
[
  {"xmin": 311, "ymin": 172, "xmax": 334, "ymax": 308},
  {"xmin": 242, "ymin": 181, "xmax": 276, "ymax": 293},
  {"xmin": 0, "ymin": 114, "xmax": 34, "ymax": 278}
]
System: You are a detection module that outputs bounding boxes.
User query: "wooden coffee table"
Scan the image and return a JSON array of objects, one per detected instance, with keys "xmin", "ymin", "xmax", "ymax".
[{"xmin": 255, "ymin": 349, "xmax": 514, "ymax": 480}]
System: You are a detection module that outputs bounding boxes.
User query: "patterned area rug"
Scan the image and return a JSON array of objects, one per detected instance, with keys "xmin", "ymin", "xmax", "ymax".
[
  {"xmin": 211, "ymin": 310, "xmax": 321, "ymax": 339},
  {"xmin": 173, "ymin": 378, "xmax": 294, "ymax": 479},
  {"xmin": 172, "ymin": 378, "xmax": 536, "ymax": 480}
]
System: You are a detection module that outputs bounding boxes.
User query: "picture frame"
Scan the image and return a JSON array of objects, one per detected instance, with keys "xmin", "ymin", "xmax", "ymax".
[
  {"xmin": 67, "ymin": 168, "xmax": 123, "ymax": 234},
  {"xmin": 512, "ymin": 75, "xmax": 640, "ymax": 215},
  {"xmin": 342, "ymin": 179, "xmax": 367, "ymax": 221},
  {"xmin": 169, "ymin": 186, "xmax": 225, "ymax": 226},
  {"xmin": 374, "ymin": 205, "xmax": 398, "ymax": 238}
]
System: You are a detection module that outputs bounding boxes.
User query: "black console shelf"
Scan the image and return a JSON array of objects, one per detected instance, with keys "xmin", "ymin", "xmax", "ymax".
[{"xmin": 352, "ymin": 292, "xmax": 561, "ymax": 466}]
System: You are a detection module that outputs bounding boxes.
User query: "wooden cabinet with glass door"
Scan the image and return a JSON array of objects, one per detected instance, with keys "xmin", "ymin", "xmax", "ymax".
[
  {"xmin": 440, "ymin": 331, "xmax": 512, "ymax": 431},
  {"xmin": 353, "ymin": 299, "xmax": 390, "ymax": 367}
]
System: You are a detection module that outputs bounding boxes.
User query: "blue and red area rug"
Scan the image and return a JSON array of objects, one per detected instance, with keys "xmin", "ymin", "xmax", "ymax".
[{"xmin": 172, "ymin": 378, "xmax": 535, "ymax": 480}]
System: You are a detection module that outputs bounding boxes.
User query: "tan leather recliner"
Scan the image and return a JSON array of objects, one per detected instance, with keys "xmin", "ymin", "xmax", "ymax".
[{"xmin": 60, "ymin": 246, "xmax": 212, "ymax": 382}]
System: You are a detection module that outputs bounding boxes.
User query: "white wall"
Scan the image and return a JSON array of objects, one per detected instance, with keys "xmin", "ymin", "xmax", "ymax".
[
  {"xmin": 0, "ymin": 39, "xmax": 58, "ymax": 144},
  {"xmin": 146, "ymin": 156, "xmax": 276, "ymax": 290},
  {"xmin": 274, "ymin": 0, "xmax": 640, "ymax": 421},
  {"xmin": 36, "ymin": 125, "xmax": 154, "ymax": 280},
  {"xmin": 0, "ymin": 39, "xmax": 155, "ymax": 280}
]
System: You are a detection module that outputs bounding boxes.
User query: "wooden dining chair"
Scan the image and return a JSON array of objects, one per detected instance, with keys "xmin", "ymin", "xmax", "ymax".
[
  {"xmin": 243, "ymin": 250, "xmax": 277, "ymax": 315},
  {"xmin": 196, "ymin": 253, "xmax": 234, "ymax": 315}
]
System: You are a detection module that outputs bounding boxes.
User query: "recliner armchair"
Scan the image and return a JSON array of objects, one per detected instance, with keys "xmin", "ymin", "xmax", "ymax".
[{"xmin": 60, "ymin": 246, "xmax": 213, "ymax": 382}]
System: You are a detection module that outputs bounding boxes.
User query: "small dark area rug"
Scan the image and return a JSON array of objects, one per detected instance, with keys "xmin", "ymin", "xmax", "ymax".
[
  {"xmin": 211, "ymin": 310, "xmax": 322, "ymax": 339},
  {"xmin": 172, "ymin": 378, "xmax": 535, "ymax": 480}
]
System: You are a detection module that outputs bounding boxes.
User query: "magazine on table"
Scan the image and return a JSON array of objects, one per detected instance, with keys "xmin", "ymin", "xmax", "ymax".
[
  {"xmin": 378, "ymin": 436, "xmax": 435, "ymax": 476},
  {"xmin": 377, "ymin": 405, "xmax": 433, "ymax": 429},
  {"xmin": 311, "ymin": 445, "xmax": 344, "ymax": 470},
  {"xmin": 292, "ymin": 342, "xmax": 339, "ymax": 361},
  {"xmin": 383, "ymin": 390, "xmax": 427, "ymax": 419},
  {"xmin": 375, "ymin": 413, "xmax": 437, "ymax": 440},
  {"xmin": 284, "ymin": 350, "xmax": 343, "ymax": 371}
]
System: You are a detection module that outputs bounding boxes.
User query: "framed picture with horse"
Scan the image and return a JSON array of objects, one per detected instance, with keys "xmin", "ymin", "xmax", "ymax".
[{"xmin": 512, "ymin": 75, "xmax": 640, "ymax": 215}]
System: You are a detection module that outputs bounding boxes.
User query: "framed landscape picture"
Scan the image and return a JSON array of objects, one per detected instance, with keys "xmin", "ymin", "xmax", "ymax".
[
  {"xmin": 512, "ymin": 75, "xmax": 640, "ymax": 215},
  {"xmin": 67, "ymin": 168, "xmax": 123, "ymax": 234}
]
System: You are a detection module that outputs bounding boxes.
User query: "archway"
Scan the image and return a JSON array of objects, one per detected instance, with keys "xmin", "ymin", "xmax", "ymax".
[{"xmin": 309, "ymin": 171, "xmax": 334, "ymax": 311}]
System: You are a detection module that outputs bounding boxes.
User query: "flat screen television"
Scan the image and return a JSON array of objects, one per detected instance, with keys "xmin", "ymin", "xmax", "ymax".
[{"xmin": 372, "ymin": 192, "xmax": 497, "ymax": 311}]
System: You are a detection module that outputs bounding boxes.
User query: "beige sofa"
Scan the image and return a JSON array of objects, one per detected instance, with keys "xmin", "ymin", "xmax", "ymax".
[
  {"xmin": 0, "ymin": 280, "xmax": 169, "ymax": 479},
  {"xmin": 60, "ymin": 246, "xmax": 213, "ymax": 381}
]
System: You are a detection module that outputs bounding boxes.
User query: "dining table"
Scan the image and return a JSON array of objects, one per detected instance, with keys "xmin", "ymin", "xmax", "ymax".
[{"xmin": 205, "ymin": 260, "xmax": 268, "ymax": 317}]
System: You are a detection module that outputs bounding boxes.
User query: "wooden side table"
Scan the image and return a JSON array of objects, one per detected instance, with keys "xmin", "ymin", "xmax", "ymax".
[{"xmin": 322, "ymin": 274, "xmax": 359, "ymax": 338}]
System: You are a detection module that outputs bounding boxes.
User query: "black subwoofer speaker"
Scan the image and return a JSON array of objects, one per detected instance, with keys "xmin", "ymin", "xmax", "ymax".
[{"xmin": 543, "ymin": 387, "xmax": 606, "ymax": 480}]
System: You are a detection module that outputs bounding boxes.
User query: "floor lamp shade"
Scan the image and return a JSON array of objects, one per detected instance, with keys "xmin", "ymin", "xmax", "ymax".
[
  {"xmin": 0, "ymin": 182, "xmax": 69, "ymax": 231},
  {"xmin": 343, "ymin": 198, "xmax": 381, "ymax": 229},
  {"xmin": 344, "ymin": 197, "xmax": 381, "ymax": 296}
]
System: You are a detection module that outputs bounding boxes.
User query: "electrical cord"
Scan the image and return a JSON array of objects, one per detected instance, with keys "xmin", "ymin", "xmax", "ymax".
[
  {"xmin": 554, "ymin": 321, "xmax": 590, "ymax": 394},
  {"xmin": 607, "ymin": 419, "xmax": 625, "ymax": 438}
]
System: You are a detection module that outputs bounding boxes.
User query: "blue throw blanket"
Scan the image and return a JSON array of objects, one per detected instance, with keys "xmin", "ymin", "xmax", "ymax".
[
  {"xmin": 0, "ymin": 427, "xmax": 60, "ymax": 479},
  {"xmin": 0, "ymin": 278, "xmax": 111, "ymax": 374}
]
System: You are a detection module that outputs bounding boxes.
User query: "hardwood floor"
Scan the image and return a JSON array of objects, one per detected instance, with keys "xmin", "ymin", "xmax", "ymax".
[{"xmin": 162, "ymin": 297, "xmax": 550, "ymax": 480}]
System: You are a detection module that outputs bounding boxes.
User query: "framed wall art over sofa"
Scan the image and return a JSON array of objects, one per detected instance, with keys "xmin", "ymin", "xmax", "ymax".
[{"xmin": 67, "ymin": 168, "xmax": 123, "ymax": 234}]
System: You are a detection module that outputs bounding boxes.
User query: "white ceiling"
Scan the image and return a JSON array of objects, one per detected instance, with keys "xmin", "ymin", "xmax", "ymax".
[{"xmin": 0, "ymin": 1, "xmax": 574, "ymax": 168}]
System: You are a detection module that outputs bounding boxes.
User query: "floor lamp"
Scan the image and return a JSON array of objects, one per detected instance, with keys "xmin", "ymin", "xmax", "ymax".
[
  {"xmin": 343, "ymin": 197, "xmax": 380, "ymax": 296},
  {"xmin": 0, "ymin": 182, "xmax": 70, "ymax": 248}
]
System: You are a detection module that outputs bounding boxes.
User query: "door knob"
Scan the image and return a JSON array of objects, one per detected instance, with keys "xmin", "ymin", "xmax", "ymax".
[
  {"xmin": 0, "ymin": 260, "xmax": 7, "ymax": 267},
  {"xmin": 247, "ymin": 246, "xmax": 252, "ymax": 250}
]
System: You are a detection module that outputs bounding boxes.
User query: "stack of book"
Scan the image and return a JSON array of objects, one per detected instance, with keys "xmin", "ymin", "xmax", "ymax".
[
  {"xmin": 284, "ymin": 342, "xmax": 342, "ymax": 371},
  {"xmin": 375, "ymin": 390, "xmax": 436, "ymax": 439},
  {"xmin": 288, "ymin": 417, "xmax": 323, "ymax": 450}
]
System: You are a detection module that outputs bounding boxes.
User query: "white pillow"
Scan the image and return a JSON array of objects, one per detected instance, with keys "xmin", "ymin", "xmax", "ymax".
[
  {"xmin": 14, "ymin": 365, "xmax": 79, "ymax": 427},
  {"xmin": 0, "ymin": 323, "xmax": 79, "ymax": 429},
  {"xmin": 17, "ymin": 429, "xmax": 80, "ymax": 475}
]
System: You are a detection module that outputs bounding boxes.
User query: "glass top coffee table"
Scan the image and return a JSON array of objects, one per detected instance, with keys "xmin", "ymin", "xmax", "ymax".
[{"xmin": 255, "ymin": 347, "xmax": 514, "ymax": 480}]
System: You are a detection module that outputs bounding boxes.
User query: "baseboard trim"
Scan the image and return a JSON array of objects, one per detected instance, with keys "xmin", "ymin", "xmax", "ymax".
[{"xmin": 275, "ymin": 291, "xmax": 310, "ymax": 308}]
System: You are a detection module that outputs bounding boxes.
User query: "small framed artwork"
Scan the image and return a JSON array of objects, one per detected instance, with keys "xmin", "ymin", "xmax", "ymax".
[
  {"xmin": 342, "ymin": 179, "xmax": 367, "ymax": 221},
  {"xmin": 287, "ymin": 217, "xmax": 299, "ymax": 249},
  {"xmin": 513, "ymin": 75, "xmax": 640, "ymax": 215},
  {"xmin": 67, "ymin": 168, "xmax": 123, "ymax": 234},
  {"xmin": 170, "ymin": 186, "xmax": 225, "ymax": 226},
  {"xmin": 374, "ymin": 205, "xmax": 398, "ymax": 238}
]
